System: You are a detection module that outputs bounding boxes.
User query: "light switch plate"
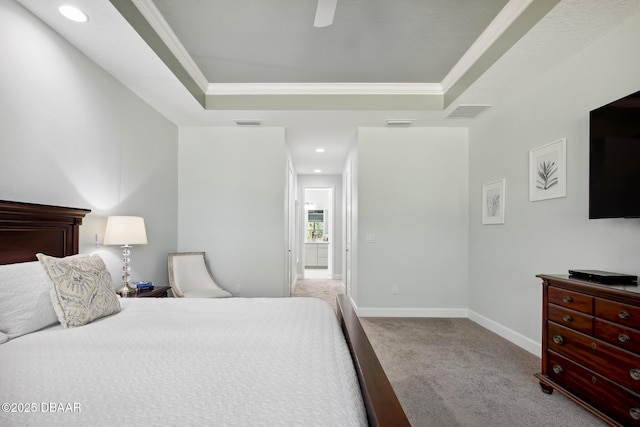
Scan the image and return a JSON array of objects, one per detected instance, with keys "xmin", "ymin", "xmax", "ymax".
[{"xmin": 366, "ymin": 233, "xmax": 376, "ymax": 243}]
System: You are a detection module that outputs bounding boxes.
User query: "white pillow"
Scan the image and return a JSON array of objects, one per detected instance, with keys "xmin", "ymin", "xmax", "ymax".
[
  {"xmin": 0, "ymin": 261, "xmax": 59, "ymax": 342},
  {"xmin": 37, "ymin": 253, "xmax": 121, "ymax": 328}
]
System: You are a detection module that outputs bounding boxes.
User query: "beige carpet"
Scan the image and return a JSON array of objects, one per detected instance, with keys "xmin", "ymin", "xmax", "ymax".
[
  {"xmin": 291, "ymin": 278, "xmax": 344, "ymax": 311},
  {"xmin": 360, "ymin": 317, "xmax": 607, "ymax": 427},
  {"xmin": 291, "ymin": 280, "xmax": 606, "ymax": 426}
]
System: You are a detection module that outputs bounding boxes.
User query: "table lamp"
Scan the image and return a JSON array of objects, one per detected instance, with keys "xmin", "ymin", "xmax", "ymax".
[{"xmin": 104, "ymin": 216, "xmax": 148, "ymax": 295}]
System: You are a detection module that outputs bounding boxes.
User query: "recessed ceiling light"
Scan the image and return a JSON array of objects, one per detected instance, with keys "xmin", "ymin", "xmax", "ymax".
[
  {"xmin": 315, "ymin": 148, "xmax": 325, "ymax": 153},
  {"xmin": 59, "ymin": 5, "xmax": 89, "ymax": 23},
  {"xmin": 314, "ymin": 169, "xmax": 322, "ymax": 173}
]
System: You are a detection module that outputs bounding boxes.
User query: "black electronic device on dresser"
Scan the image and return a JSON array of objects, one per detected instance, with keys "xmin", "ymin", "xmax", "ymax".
[
  {"xmin": 536, "ymin": 274, "xmax": 640, "ymax": 426},
  {"xmin": 569, "ymin": 269, "xmax": 638, "ymax": 284}
]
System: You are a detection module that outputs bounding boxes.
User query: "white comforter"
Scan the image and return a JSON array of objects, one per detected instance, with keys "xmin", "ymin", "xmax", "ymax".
[{"xmin": 0, "ymin": 297, "xmax": 366, "ymax": 427}]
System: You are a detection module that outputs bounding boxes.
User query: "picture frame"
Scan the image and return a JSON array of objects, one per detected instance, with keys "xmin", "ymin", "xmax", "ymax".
[
  {"xmin": 482, "ymin": 179, "xmax": 505, "ymax": 224},
  {"xmin": 529, "ymin": 138, "xmax": 566, "ymax": 201}
]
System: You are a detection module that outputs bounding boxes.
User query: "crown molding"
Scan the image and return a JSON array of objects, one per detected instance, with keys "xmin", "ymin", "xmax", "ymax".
[
  {"xmin": 123, "ymin": 0, "xmax": 549, "ymax": 110},
  {"xmin": 441, "ymin": 0, "xmax": 534, "ymax": 92},
  {"xmin": 207, "ymin": 82, "xmax": 443, "ymax": 96},
  {"xmin": 129, "ymin": 0, "xmax": 444, "ymax": 99},
  {"xmin": 443, "ymin": 0, "xmax": 560, "ymax": 107},
  {"xmin": 131, "ymin": 0, "xmax": 209, "ymax": 92}
]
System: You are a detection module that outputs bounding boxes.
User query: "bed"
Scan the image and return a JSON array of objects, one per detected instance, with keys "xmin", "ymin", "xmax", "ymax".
[{"xmin": 0, "ymin": 200, "xmax": 409, "ymax": 427}]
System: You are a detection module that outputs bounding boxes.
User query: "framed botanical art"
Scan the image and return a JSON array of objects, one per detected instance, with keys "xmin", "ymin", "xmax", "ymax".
[
  {"xmin": 529, "ymin": 138, "xmax": 566, "ymax": 201},
  {"xmin": 482, "ymin": 179, "xmax": 505, "ymax": 224}
]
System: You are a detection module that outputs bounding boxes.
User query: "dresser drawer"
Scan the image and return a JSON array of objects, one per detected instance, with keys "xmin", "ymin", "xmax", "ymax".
[
  {"xmin": 548, "ymin": 287, "xmax": 593, "ymax": 314},
  {"xmin": 548, "ymin": 322, "xmax": 640, "ymax": 393},
  {"xmin": 596, "ymin": 298, "xmax": 640, "ymax": 330},
  {"xmin": 547, "ymin": 350, "xmax": 640, "ymax": 425},
  {"xmin": 595, "ymin": 318, "xmax": 640, "ymax": 354},
  {"xmin": 548, "ymin": 303, "xmax": 593, "ymax": 334}
]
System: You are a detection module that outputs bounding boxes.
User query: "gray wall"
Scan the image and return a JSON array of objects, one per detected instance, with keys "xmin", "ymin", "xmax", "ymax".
[
  {"xmin": 354, "ymin": 128, "xmax": 469, "ymax": 313},
  {"xmin": 0, "ymin": 0, "xmax": 178, "ymax": 287},
  {"xmin": 468, "ymin": 12, "xmax": 640, "ymax": 354},
  {"xmin": 177, "ymin": 127, "xmax": 288, "ymax": 297}
]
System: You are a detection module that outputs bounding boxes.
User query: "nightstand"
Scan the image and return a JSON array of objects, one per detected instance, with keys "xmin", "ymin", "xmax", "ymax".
[{"xmin": 118, "ymin": 285, "xmax": 171, "ymax": 298}]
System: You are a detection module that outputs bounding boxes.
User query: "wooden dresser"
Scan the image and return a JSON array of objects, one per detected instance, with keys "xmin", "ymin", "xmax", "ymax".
[{"xmin": 536, "ymin": 274, "xmax": 640, "ymax": 426}]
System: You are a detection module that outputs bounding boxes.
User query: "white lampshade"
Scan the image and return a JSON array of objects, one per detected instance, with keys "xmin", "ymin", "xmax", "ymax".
[{"xmin": 103, "ymin": 216, "xmax": 148, "ymax": 246}]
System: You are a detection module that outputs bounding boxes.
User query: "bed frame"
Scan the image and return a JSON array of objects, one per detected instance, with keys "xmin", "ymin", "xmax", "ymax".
[
  {"xmin": 0, "ymin": 200, "xmax": 90, "ymax": 265},
  {"xmin": 0, "ymin": 200, "xmax": 409, "ymax": 427},
  {"xmin": 337, "ymin": 294, "xmax": 410, "ymax": 426}
]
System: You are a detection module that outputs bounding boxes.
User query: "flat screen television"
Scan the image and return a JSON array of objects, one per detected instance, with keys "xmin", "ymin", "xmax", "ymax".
[{"xmin": 589, "ymin": 90, "xmax": 640, "ymax": 219}]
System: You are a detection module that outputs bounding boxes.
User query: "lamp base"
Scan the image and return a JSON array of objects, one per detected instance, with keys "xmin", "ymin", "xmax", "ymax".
[{"xmin": 119, "ymin": 283, "xmax": 137, "ymax": 295}]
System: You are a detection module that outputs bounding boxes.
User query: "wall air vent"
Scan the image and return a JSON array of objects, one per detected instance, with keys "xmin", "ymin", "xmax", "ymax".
[{"xmin": 447, "ymin": 105, "xmax": 491, "ymax": 119}]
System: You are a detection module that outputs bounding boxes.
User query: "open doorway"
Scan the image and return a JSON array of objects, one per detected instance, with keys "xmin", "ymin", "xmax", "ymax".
[
  {"xmin": 292, "ymin": 178, "xmax": 344, "ymax": 307},
  {"xmin": 303, "ymin": 187, "xmax": 332, "ymax": 279}
]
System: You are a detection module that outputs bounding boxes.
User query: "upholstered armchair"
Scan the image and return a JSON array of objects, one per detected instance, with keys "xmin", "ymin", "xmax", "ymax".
[{"xmin": 167, "ymin": 252, "xmax": 232, "ymax": 298}]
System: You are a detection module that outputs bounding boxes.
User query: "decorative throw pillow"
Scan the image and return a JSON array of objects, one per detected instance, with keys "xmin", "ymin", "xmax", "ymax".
[
  {"xmin": 37, "ymin": 253, "xmax": 121, "ymax": 328},
  {"xmin": 0, "ymin": 261, "xmax": 59, "ymax": 342}
]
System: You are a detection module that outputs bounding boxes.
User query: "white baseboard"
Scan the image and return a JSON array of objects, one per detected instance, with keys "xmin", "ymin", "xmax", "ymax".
[
  {"xmin": 332, "ymin": 274, "xmax": 342, "ymax": 280},
  {"xmin": 467, "ymin": 310, "xmax": 541, "ymax": 357},
  {"xmin": 357, "ymin": 307, "xmax": 469, "ymax": 318},
  {"xmin": 350, "ymin": 300, "xmax": 541, "ymax": 357}
]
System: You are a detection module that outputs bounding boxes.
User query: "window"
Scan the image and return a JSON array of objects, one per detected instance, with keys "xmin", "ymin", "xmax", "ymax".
[
  {"xmin": 307, "ymin": 221, "xmax": 324, "ymax": 240},
  {"xmin": 307, "ymin": 210, "xmax": 324, "ymax": 240}
]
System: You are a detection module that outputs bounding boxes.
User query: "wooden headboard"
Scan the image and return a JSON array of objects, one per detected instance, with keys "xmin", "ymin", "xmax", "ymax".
[{"xmin": 0, "ymin": 200, "xmax": 90, "ymax": 265}]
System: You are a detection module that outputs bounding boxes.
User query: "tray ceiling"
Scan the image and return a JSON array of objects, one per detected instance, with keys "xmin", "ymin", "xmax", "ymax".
[{"xmin": 13, "ymin": 0, "xmax": 640, "ymax": 173}]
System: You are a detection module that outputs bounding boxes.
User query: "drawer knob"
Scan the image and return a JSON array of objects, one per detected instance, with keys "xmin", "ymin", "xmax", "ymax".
[
  {"xmin": 619, "ymin": 310, "xmax": 631, "ymax": 320},
  {"xmin": 562, "ymin": 315, "xmax": 573, "ymax": 322},
  {"xmin": 552, "ymin": 364, "xmax": 563, "ymax": 374},
  {"xmin": 631, "ymin": 407, "xmax": 640, "ymax": 421},
  {"xmin": 619, "ymin": 334, "xmax": 631, "ymax": 343},
  {"xmin": 562, "ymin": 296, "xmax": 573, "ymax": 303},
  {"xmin": 631, "ymin": 369, "xmax": 640, "ymax": 381},
  {"xmin": 552, "ymin": 335, "xmax": 564, "ymax": 345}
]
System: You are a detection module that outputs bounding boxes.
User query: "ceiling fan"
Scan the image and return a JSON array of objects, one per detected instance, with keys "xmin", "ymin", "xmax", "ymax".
[{"xmin": 314, "ymin": 0, "xmax": 337, "ymax": 27}]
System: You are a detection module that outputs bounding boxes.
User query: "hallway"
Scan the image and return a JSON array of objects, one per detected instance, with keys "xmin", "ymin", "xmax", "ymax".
[
  {"xmin": 303, "ymin": 268, "xmax": 332, "ymax": 279},
  {"xmin": 291, "ymin": 278, "xmax": 344, "ymax": 312}
]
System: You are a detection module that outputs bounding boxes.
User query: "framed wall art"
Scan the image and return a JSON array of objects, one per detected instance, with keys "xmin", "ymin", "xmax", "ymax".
[
  {"xmin": 529, "ymin": 138, "xmax": 566, "ymax": 201},
  {"xmin": 482, "ymin": 179, "xmax": 505, "ymax": 224}
]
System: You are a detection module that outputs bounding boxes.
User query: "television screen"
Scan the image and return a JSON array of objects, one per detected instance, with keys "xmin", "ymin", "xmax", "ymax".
[{"xmin": 589, "ymin": 90, "xmax": 640, "ymax": 219}]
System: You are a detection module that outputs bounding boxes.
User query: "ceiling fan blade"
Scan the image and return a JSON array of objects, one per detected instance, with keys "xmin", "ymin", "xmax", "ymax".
[{"xmin": 314, "ymin": 0, "xmax": 337, "ymax": 27}]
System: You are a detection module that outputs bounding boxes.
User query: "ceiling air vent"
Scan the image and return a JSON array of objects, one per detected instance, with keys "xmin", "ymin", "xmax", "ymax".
[
  {"xmin": 447, "ymin": 105, "xmax": 491, "ymax": 119},
  {"xmin": 234, "ymin": 119, "xmax": 262, "ymax": 126},
  {"xmin": 386, "ymin": 119, "xmax": 415, "ymax": 126}
]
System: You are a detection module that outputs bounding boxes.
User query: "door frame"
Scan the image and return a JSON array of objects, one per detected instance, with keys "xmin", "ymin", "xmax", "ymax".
[
  {"xmin": 285, "ymin": 163, "xmax": 296, "ymax": 296},
  {"xmin": 343, "ymin": 161, "xmax": 352, "ymax": 297},
  {"xmin": 302, "ymin": 185, "xmax": 334, "ymax": 279}
]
